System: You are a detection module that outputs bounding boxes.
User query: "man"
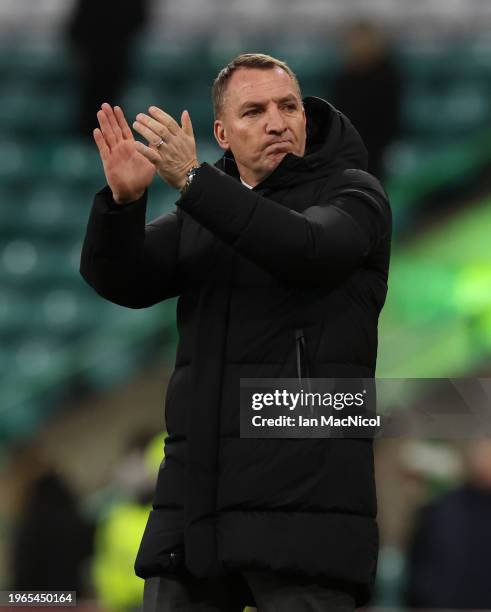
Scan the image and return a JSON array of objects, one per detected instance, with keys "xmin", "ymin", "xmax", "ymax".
[
  {"xmin": 66, "ymin": 0, "xmax": 148, "ymax": 138},
  {"xmin": 330, "ymin": 19, "xmax": 402, "ymax": 182},
  {"xmin": 80, "ymin": 53, "xmax": 392, "ymax": 611},
  {"xmin": 405, "ymin": 440, "xmax": 491, "ymax": 609}
]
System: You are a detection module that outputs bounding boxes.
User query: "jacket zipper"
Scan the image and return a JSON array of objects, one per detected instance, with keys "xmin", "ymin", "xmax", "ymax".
[
  {"xmin": 295, "ymin": 328, "xmax": 309, "ymax": 384},
  {"xmin": 295, "ymin": 328, "xmax": 314, "ymax": 417}
]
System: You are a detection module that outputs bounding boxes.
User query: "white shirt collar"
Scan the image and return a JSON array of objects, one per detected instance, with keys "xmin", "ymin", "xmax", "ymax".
[{"xmin": 240, "ymin": 176, "xmax": 253, "ymax": 189}]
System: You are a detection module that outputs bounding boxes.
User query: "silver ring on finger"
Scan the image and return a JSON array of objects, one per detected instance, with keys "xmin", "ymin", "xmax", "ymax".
[{"xmin": 155, "ymin": 138, "xmax": 165, "ymax": 149}]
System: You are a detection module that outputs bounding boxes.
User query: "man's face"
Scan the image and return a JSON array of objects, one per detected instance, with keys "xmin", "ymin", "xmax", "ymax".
[{"xmin": 213, "ymin": 67, "xmax": 307, "ymax": 187}]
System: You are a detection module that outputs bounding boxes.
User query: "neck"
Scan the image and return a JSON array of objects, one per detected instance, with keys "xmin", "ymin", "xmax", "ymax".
[{"xmin": 235, "ymin": 164, "xmax": 271, "ymax": 189}]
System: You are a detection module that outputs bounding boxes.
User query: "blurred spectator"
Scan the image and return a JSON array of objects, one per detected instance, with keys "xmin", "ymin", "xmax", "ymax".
[
  {"xmin": 405, "ymin": 439, "xmax": 491, "ymax": 608},
  {"xmin": 10, "ymin": 462, "xmax": 94, "ymax": 595},
  {"xmin": 330, "ymin": 20, "xmax": 402, "ymax": 182},
  {"xmin": 91, "ymin": 430, "xmax": 163, "ymax": 612},
  {"xmin": 66, "ymin": 0, "xmax": 149, "ymax": 139},
  {"xmin": 92, "ymin": 501, "xmax": 149, "ymax": 612}
]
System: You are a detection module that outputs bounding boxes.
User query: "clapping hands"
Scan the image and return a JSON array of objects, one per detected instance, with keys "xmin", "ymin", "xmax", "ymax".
[{"xmin": 93, "ymin": 103, "xmax": 199, "ymax": 204}]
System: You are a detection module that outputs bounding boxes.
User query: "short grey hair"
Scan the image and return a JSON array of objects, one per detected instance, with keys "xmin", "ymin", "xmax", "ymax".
[{"xmin": 212, "ymin": 53, "xmax": 302, "ymax": 119}]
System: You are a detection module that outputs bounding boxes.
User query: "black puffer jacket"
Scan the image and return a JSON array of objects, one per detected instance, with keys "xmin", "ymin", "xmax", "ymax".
[{"xmin": 80, "ymin": 96, "xmax": 392, "ymax": 607}]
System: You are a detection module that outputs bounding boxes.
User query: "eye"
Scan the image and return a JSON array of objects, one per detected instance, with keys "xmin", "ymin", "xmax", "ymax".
[
  {"xmin": 244, "ymin": 109, "xmax": 260, "ymax": 117},
  {"xmin": 283, "ymin": 103, "xmax": 297, "ymax": 111}
]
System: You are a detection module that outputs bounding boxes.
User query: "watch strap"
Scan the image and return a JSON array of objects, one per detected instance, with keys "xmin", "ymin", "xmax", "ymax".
[{"xmin": 180, "ymin": 164, "xmax": 201, "ymax": 197}]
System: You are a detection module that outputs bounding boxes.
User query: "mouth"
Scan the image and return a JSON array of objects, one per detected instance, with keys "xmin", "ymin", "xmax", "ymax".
[{"xmin": 265, "ymin": 140, "xmax": 292, "ymax": 152}]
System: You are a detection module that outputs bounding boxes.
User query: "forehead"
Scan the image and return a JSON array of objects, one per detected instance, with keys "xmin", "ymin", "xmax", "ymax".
[{"xmin": 225, "ymin": 66, "xmax": 299, "ymax": 109}]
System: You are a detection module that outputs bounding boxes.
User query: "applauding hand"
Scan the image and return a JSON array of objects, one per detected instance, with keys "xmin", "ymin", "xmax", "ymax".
[
  {"xmin": 94, "ymin": 103, "xmax": 156, "ymax": 204},
  {"xmin": 132, "ymin": 106, "xmax": 199, "ymax": 191}
]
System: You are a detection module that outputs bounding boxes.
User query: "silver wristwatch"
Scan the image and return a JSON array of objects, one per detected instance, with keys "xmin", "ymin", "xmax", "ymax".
[{"xmin": 180, "ymin": 164, "xmax": 201, "ymax": 197}]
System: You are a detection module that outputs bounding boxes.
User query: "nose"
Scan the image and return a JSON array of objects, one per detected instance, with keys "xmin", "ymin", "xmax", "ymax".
[{"xmin": 265, "ymin": 105, "xmax": 287, "ymax": 135}]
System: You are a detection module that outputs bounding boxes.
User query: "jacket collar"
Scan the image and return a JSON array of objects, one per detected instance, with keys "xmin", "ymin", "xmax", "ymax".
[{"xmin": 214, "ymin": 96, "xmax": 368, "ymax": 191}]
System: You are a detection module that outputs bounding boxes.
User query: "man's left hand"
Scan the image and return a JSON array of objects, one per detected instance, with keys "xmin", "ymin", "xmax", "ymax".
[{"xmin": 133, "ymin": 106, "xmax": 199, "ymax": 191}]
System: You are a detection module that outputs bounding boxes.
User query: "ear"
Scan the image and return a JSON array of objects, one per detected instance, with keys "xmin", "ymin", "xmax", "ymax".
[{"xmin": 213, "ymin": 119, "xmax": 229, "ymax": 151}]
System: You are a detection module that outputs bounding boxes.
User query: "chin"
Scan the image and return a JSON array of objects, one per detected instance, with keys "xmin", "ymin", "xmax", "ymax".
[
  {"xmin": 267, "ymin": 151, "xmax": 288, "ymax": 167},
  {"xmin": 255, "ymin": 152, "xmax": 288, "ymax": 182}
]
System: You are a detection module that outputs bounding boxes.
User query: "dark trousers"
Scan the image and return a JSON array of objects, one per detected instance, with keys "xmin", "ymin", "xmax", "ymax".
[{"xmin": 143, "ymin": 571, "xmax": 357, "ymax": 612}]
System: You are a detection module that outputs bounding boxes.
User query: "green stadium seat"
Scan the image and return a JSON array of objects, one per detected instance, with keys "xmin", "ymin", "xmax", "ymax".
[
  {"xmin": 0, "ymin": 186, "xmax": 88, "ymax": 241},
  {"xmin": 0, "ymin": 387, "xmax": 45, "ymax": 442}
]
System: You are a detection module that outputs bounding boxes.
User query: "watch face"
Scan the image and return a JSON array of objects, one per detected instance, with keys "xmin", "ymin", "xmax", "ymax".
[
  {"xmin": 181, "ymin": 166, "xmax": 199, "ymax": 195},
  {"xmin": 188, "ymin": 166, "xmax": 199, "ymax": 182}
]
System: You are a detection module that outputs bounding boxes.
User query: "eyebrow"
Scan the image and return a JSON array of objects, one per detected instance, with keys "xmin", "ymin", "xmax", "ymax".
[{"xmin": 238, "ymin": 94, "xmax": 299, "ymax": 113}]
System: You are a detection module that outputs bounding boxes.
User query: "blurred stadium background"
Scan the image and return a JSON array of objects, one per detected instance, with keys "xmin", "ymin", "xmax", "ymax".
[{"xmin": 1, "ymin": 0, "xmax": 491, "ymax": 609}]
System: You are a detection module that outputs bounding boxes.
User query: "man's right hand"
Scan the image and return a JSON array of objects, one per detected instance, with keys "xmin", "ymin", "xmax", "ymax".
[{"xmin": 94, "ymin": 103, "xmax": 156, "ymax": 204}]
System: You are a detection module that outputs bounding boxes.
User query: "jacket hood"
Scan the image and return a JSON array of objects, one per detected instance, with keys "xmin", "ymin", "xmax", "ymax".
[{"xmin": 215, "ymin": 96, "xmax": 368, "ymax": 190}]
